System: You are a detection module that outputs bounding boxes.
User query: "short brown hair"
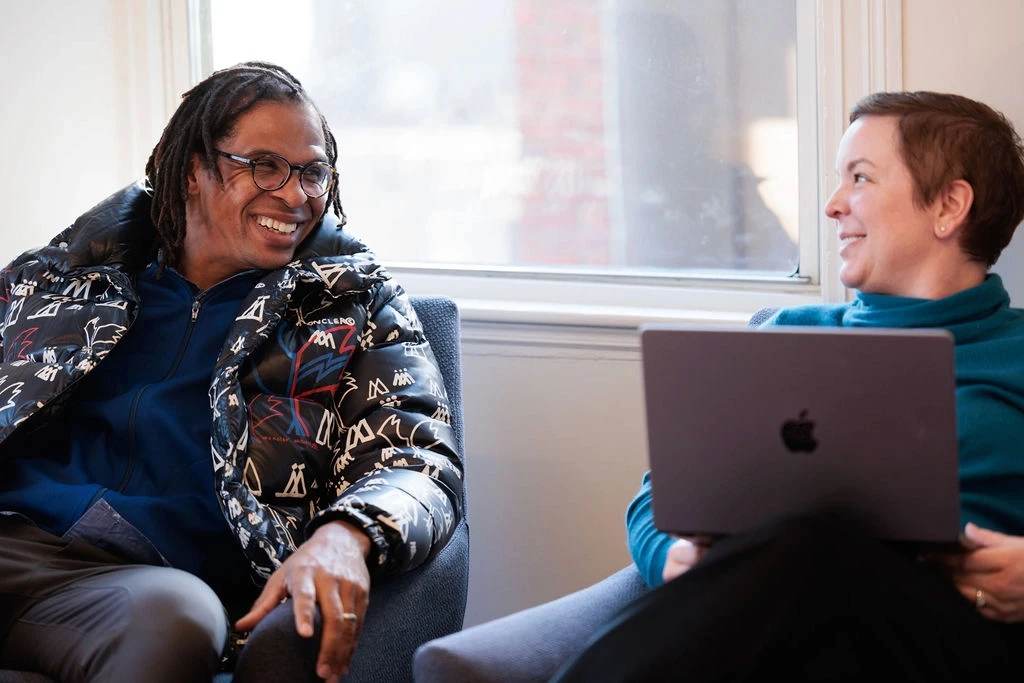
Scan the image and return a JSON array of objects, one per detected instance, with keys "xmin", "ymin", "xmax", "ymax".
[{"xmin": 851, "ymin": 91, "xmax": 1024, "ymax": 267}]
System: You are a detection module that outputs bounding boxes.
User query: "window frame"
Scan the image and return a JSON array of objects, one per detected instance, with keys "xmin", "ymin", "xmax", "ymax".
[{"xmin": 144, "ymin": 0, "xmax": 902, "ymax": 330}]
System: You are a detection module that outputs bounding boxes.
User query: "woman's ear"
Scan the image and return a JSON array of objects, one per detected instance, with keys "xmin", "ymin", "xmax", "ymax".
[{"xmin": 935, "ymin": 179, "xmax": 973, "ymax": 240}]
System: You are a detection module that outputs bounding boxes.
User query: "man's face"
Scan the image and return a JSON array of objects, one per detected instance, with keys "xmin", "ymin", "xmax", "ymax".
[{"xmin": 182, "ymin": 100, "xmax": 330, "ymax": 289}]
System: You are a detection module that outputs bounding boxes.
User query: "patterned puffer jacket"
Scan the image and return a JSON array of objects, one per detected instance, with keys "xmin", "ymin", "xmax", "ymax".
[{"xmin": 0, "ymin": 181, "xmax": 463, "ymax": 581}]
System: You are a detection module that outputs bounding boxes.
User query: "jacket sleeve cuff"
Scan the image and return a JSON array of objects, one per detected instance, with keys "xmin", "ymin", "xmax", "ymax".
[{"xmin": 305, "ymin": 507, "xmax": 390, "ymax": 574}]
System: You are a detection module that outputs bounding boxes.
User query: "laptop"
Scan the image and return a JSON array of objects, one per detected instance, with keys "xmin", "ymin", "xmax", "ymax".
[{"xmin": 639, "ymin": 323, "xmax": 961, "ymax": 547}]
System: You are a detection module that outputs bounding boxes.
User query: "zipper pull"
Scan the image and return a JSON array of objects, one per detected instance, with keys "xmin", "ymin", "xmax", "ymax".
[{"xmin": 191, "ymin": 299, "xmax": 200, "ymax": 322}]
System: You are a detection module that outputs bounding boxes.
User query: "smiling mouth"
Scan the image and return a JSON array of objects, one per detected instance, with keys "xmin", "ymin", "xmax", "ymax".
[
  {"xmin": 256, "ymin": 215, "xmax": 298, "ymax": 235},
  {"xmin": 840, "ymin": 235, "xmax": 865, "ymax": 247}
]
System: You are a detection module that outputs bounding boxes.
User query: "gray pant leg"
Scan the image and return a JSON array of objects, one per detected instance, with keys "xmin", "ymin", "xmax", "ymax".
[
  {"xmin": 234, "ymin": 581, "xmax": 421, "ymax": 683},
  {"xmin": 0, "ymin": 566, "xmax": 228, "ymax": 683},
  {"xmin": 232, "ymin": 602, "xmax": 322, "ymax": 683}
]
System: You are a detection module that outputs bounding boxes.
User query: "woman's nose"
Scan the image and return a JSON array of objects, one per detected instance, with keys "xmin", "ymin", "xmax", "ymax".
[{"xmin": 824, "ymin": 185, "xmax": 847, "ymax": 219}]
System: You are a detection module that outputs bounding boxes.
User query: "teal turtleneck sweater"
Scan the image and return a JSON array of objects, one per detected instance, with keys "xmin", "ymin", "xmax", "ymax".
[{"xmin": 627, "ymin": 274, "xmax": 1024, "ymax": 588}]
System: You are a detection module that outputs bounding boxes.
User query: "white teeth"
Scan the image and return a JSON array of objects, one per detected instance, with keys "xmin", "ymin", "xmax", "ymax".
[
  {"xmin": 256, "ymin": 216, "xmax": 297, "ymax": 234},
  {"xmin": 840, "ymin": 235, "xmax": 865, "ymax": 246}
]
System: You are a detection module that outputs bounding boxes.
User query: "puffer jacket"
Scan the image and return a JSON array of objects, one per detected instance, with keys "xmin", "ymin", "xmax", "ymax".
[{"xmin": 0, "ymin": 181, "xmax": 463, "ymax": 581}]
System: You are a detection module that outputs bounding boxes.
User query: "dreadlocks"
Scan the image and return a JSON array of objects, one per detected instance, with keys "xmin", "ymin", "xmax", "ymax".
[{"xmin": 144, "ymin": 61, "xmax": 346, "ymax": 272}]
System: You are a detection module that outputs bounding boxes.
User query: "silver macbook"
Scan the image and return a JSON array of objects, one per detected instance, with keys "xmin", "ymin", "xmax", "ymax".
[{"xmin": 639, "ymin": 323, "xmax": 961, "ymax": 545}]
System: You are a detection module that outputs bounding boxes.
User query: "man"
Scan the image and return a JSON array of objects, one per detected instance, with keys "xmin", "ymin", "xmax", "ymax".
[{"xmin": 0, "ymin": 61, "xmax": 463, "ymax": 683}]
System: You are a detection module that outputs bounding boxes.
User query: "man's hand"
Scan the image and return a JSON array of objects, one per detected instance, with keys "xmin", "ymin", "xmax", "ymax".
[
  {"xmin": 937, "ymin": 522, "xmax": 1024, "ymax": 623},
  {"xmin": 235, "ymin": 520, "xmax": 372, "ymax": 682}
]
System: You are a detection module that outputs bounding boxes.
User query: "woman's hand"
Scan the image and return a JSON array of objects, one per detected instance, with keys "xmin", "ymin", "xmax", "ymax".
[
  {"xmin": 662, "ymin": 536, "xmax": 711, "ymax": 583},
  {"xmin": 942, "ymin": 523, "xmax": 1024, "ymax": 623},
  {"xmin": 235, "ymin": 520, "xmax": 372, "ymax": 682}
]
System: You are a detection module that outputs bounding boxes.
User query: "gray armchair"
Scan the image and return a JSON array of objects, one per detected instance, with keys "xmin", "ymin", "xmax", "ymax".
[
  {"xmin": 0, "ymin": 295, "xmax": 469, "ymax": 683},
  {"xmin": 412, "ymin": 306, "xmax": 777, "ymax": 683},
  {"xmin": 346, "ymin": 294, "xmax": 470, "ymax": 683},
  {"xmin": 327, "ymin": 294, "xmax": 469, "ymax": 683},
  {"xmin": 413, "ymin": 565, "xmax": 647, "ymax": 683}
]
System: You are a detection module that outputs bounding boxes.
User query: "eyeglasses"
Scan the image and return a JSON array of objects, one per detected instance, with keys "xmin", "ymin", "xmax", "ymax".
[{"xmin": 214, "ymin": 150, "xmax": 338, "ymax": 198}]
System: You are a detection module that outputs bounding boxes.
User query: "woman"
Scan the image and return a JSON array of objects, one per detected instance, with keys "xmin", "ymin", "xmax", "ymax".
[{"xmin": 554, "ymin": 91, "xmax": 1024, "ymax": 681}]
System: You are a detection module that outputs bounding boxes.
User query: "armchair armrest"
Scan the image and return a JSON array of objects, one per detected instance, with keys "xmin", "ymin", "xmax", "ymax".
[{"xmin": 413, "ymin": 564, "xmax": 649, "ymax": 683}]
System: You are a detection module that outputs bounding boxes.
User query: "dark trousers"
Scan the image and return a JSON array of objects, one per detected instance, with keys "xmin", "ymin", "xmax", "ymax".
[
  {"xmin": 0, "ymin": 516, "xmax": 227, "ymax": 683},
  {"xmin": 552, "ymin": 516, "xmax": 1024, "ymax": 682}
]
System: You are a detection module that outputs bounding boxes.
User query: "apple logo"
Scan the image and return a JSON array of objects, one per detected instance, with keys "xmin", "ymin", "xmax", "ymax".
[{"xmin": 781, "ymin": 409, "xmax": 818, "ymax": 452}]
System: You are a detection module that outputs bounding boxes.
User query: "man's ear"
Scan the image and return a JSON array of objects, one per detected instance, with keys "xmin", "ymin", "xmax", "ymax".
[
  {"xmin": 186, "ymin": 153, "xmax": 203, "ymax": 197},
  {"xmin": 935, "ymin": 179, "xmax": 974, "ymax": 240}
]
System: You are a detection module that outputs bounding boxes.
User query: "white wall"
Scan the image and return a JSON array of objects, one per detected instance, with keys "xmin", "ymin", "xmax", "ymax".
[
  {"xmin": 901, "ymin": 0, "xmax": 1024, "ymax": 298},
  {"xmin": 1, "ymin": 0, "xmax": 1023, "ymax": 630},
  {"xmin": 0, "ymin": 1, "xmax": 136, "ymax": 256},
  {"xmin": 459, "ymin": 335, "xmax": 647, "ymax": 624}
]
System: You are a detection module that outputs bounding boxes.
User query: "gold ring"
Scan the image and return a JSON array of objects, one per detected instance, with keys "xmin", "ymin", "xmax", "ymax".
[
  {"xmin": 975, "ymin": 588, "xmax": 986, "ymax": 609},
  {"xmin": 342, "ymin": 611, "xmax": 359, "ymax": 622}
]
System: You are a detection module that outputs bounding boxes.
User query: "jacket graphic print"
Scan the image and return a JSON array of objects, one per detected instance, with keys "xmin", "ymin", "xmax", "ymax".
[{"xmin": 0, "ymin": 181, "xmax": 463, "ymax": 581}]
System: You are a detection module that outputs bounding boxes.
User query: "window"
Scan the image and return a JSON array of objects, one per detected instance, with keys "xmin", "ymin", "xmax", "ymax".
[{"xmin": 188, "ymin": 0, "xmax": 900, "ymax": 325}]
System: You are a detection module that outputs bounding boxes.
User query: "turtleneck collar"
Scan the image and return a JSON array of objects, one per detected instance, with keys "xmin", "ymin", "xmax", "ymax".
[{"xmin": 844, "ymin": 274, "xmax": 1011, "ymax": 342}]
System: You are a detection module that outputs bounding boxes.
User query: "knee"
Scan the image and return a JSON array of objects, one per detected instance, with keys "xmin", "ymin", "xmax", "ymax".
[
  {"xmin": 81, "ymin": 568, "xmax": 227, "ymax": 682},
  {"xmin": 233, "ymin": 603, "xmax": 320, "ymax": 682},
  {"xmin": 138, "ymin": 570, "xmax": 223, "ymax": 625},
  {"xmin": 114, "ymin": 568, "xmax": 227, "ymax": 659}
]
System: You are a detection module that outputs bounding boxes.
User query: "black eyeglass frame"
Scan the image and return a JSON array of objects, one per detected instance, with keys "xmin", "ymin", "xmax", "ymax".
[{"xmin": 213, "ymin": 149, "xmax": 338, "ymax": 198}]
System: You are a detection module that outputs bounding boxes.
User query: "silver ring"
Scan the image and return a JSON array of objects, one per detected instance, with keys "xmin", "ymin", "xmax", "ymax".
[
  {"xmin": 342, "ymin": 611, "xmax": 359, "ymax": 623},
  {"xmin": 975, "ymin": 588, "xmax": 986, "ymax": 609}
]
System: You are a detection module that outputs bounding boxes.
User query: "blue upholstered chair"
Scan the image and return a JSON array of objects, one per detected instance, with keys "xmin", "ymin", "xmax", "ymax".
[
  {"xmin": 0, "ymin": 295, "xmax": 469, "ymax": 683},
  {"xmin": 412, "ymin": 307, "xmax": 777, "ymax": 683}
]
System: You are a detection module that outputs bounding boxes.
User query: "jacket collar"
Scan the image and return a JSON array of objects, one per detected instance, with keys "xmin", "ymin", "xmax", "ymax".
[{"xmin": 42, "ymin": 181, "xmax": 373, "ymax": 277}]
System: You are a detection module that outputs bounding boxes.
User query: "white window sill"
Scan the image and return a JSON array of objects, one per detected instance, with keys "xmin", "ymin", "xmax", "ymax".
[
  {"xmin": 395, "ymin": 268, "xmax": 825, "ymax": 329},
  {"xmin": 393, "ymin": 269, "xmax": 836, "ymax": 356}
]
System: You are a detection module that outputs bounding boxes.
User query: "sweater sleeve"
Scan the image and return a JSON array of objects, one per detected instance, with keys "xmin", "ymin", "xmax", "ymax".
[
  {"xmin": 626, "ymin": 469, "xmax": 675, "ymax": 588},
  {"xmin": 626, "ymin": 304, "xmax": 783, "ymax": 588}
]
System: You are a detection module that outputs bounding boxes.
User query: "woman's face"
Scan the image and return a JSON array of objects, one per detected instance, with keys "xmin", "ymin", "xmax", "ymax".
[
  {"xmin": 182, "ymin": 100, "xmax": 329, "ymax": 290},
  {"xmin": 825, "ymin": 115, "xmax": 944, "ymax": 297}
]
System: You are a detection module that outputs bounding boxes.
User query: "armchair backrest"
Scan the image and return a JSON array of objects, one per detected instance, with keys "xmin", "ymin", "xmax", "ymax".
[
  {"xmin": 748, "ymin": 306, "xmax": 780, "ymax": 327},
  {"xmin": 341, "ymin": 295, "xmax": 470, "ymax": 683},
  {"xmin": 410, "ymin": 296, "xmax": 465, "ymax": 458}
]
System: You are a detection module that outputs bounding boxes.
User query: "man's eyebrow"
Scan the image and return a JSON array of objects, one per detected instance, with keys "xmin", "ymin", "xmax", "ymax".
[{"xmin": 245, "ymin": 148, "xmax": 330, "ymax": 163}]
